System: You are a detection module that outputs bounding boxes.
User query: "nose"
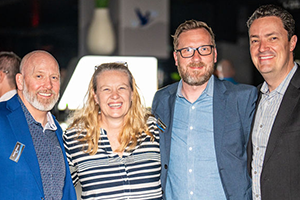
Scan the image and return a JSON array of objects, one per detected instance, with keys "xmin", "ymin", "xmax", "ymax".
[
  {"xmin": 258, "ymin": 40, "xmax": 269, "ymax": 52},
  {"xmin": 44, "ymin": 77, "xmax": 53, "ymax": 89},
  {"xmin": 111, "ymin": 90, "xmax": 120, "ymax": 99},
  {"xmin": 192, "ymin": 49, "xmax": 202, "ymax": 61}
]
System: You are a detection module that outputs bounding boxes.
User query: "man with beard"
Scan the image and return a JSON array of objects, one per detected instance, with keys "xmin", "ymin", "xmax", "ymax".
[
  {"xmin": 152, "ymin": 20, "xmax": 257, "ymax": 200},
  {"xmin": 0, "ymin": 50, "xmax": 76, "ymax": 200}
]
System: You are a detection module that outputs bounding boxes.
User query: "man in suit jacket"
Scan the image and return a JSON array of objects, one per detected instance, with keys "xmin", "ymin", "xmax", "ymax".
[
  {"xmin": 152, "ymin": 19, "xmax": 257, "ymax": 200},
  {"xmin": 0, "ymin": 50, "xmax": 76, "ymax": 199},
  {"xmin": 246, "ymin": 4, "xmax": 299, "ymax": 200}
]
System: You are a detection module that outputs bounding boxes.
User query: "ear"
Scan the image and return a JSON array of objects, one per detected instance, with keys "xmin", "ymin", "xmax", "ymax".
[
  {"xmin": 214, "ymin": 48, "xmax": 218, "ymax": 63},
  {"xmin": 16, "ymin": 73, "xmax": 24, "ymax": 91},
  {"xmin": 0, "ymin": 71, "xmax": 4, "ymax": 83},
  {"xmin": 290, "ymin": 35, "xmax": 298, "ymax": 51},
  {"xmin": 173, "ymin": 51, "xmax": 179, "ymax": 66},
  {"xmin": 93, "ymin": 90, "xmax": 99, "ymax": 105}
]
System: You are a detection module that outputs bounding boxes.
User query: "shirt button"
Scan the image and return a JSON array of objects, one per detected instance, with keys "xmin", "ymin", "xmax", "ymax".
[
  {"xmin": 260, "ymin": 124, "xmax": 263, "ymax": 128},
  {"xmin": 256, "ymin": 147, "xmax": 259, "ymax": 150},
  {"xmin": 190, "ymin": 191, "xmax": 194, "ymax": 195},
  {"xmin": 189, "ymin": 147, "xmax": 192, "ymax": 151},
  {"xmin": 192, "ymin": 106, "xmax": 195, "ymax": 109},
  {"xmin": 189, "ymin": 169, "xmax": 192, "ymax": 173},
  {"xmin": 190, "ymin": 126, "xmax": 193, "ymax": 130},
  {"xmin": 254, "ymin": 171, "xmax": 257, "ymax": 174}
]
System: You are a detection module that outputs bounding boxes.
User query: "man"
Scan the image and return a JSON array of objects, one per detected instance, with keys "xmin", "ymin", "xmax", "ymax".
[
  {"xmin": 152, "ymin": 19, "xmax": 257, "ymax": 200},
  {"xmin": 0, "ymin": 51, "xmax": 20, "ymax": 102},
  {"xmin": 246, "ymin": 4, "xmax": 299, "ymax": 200},
  {"xmin": 0, "ymin": 50, "xmax": 76, "ymax": 199},
  {"xmin": 215, "ymin": 59, "xmax": 238, "ymax": 84}
]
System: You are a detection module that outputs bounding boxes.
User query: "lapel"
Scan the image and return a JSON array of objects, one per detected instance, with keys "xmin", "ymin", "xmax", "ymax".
[
  {"xmin": 212, "ymin": 77, "xmax": 227, "ymax": 159},
  {"xmin": 162, "ymin": 83, "xmax": 178, "ymax": 161},
  {"xmin": 263, "ymin": 66, "xmax": 300, "ymax": 167},
  {"xmin": 6, "ymin": 96, "xmax": 44, "ymax": 194}
]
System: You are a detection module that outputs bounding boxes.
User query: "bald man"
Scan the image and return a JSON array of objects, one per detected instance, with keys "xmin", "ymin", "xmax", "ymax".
[{"xmin": 0, "ymin": 50, "xmax": 76, "ymax": 200}]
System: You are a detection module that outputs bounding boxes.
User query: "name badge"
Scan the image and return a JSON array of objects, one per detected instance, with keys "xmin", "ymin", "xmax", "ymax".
[{"xmin": 9, "ymin": 142, "xmax": 25, "ymax": 163}]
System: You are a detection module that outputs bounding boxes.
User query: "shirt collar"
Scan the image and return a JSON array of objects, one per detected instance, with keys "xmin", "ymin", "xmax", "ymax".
[
  {"xmin": 177, "ymin": 75, "xmax": 214, "ymax": 98},
  {"xmin": 0, "ymin": 89, "xmax": 17, "ymax": 102},
  {"xmin": 18, "ymin": 95, "xmax": 57, "ymax": 131},
  {"xmin": 261, "ymin": 62, "xmax": 298, "ymax": 95}
]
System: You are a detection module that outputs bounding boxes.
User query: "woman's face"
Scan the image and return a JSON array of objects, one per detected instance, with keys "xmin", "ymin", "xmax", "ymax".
[{"xmin": 94, "ymin": 70, "xmax": 133, "ymax": 123}]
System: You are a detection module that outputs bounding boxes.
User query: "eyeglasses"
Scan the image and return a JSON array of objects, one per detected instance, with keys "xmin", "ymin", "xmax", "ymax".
[{"xmin": 175, "ymin": 45, "xmax": 214, "ymax": 58}]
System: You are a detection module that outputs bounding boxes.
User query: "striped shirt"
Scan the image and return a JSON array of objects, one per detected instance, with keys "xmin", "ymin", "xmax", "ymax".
[
  {"xmin": 63, "ymin": 116, "xmax": 162, "ymax": 200},
  {"xmin": 252, "ymin": 64, "xmax": 298, "ymax": 200}
]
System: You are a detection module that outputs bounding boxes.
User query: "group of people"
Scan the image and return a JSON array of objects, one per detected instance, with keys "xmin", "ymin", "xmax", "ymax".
[{"xmin": 0, "ymin": 4, "xmax": 298, "ymax": 200}]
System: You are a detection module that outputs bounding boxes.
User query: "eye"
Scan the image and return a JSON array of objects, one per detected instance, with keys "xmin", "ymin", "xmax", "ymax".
[
  {"xmin": 102, "ymin": 88, "xmax": 110, "ymax": 92},
  {"xmin": 51, "ymin": 76, "xmax": 59, "ymax": 80},
  {"xmin": 251, "ymin": 39, "xmax": 259, "ymax": 44},
  {"xmin": 185, "ymin": 47, "xmax": 194, "ymax": 52},
  {"xmin": 36, "ymin": 74, "xmax": 42, "ymax": 79},
  {"xmin": 119, "ymin": 86, "xmax": 127, "ymax": 90},
  {"xmin": 270, "ymin": 37, "xmax": 278, "ymax": 41}
]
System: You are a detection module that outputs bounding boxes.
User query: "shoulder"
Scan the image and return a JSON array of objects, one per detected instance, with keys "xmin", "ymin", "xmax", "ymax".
[
  {"xmin": 217, "ymin": 78, "xmax": 257, "ymax": 93},
  {"xmin": 146, "ymin": 115, "xmax": 160, "ymax": 138},
  {"xmin": 64, "ymin": 126, "xmax": 86, "ymax": 141},
  {"xmin": 154, "ymin": 82, "xmax": 178, "ymax": 97}
]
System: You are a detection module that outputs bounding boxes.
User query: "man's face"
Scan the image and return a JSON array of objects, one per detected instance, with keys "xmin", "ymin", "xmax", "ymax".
[
  {"xmin": 20, "ymin": 53, "xmax": 60, "ymax": 112},
  {"xmin": 249, "ymin": 16, "xmax": 297, "ymax": 79},
  {"xmin": 174, "ymin": 28, "xmax": 217, "ymax": 86}
]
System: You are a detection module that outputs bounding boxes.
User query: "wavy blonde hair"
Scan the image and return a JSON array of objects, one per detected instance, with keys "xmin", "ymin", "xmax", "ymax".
[{"xmin": 67, "ymin": 62, "xmax": 152, "ymax": 155}]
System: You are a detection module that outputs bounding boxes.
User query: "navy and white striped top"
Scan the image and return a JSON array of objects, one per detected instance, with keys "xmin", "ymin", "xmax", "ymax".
[{"xmin": 63, "ymin": 116, "xmax": 162, "ymax": 200}]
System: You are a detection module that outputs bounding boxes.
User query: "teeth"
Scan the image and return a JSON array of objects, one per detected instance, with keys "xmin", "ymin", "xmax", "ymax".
[
  {"xmin": 109, "ymin": 103, "xmax": 122, "ymax": 108},
  {"xmin": 39, "ymin": 92, "xmax": 51, "ymax": 97},
  {"xmin": 260, "ymin": 56, "xmax": 274, "ymax": 59}
]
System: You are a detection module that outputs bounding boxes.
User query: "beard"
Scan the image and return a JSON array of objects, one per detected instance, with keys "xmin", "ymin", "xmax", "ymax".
[
  {"xmin": 23, "ymin": 82, "xmax": 59, "ymax": 112},
  {"xmin": 178, "ymin": 61, "xmax": 214, "ymax": 86}
]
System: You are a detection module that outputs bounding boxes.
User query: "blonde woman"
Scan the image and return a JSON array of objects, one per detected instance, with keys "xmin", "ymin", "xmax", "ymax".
[{"xmin": 63, "ymin": 62, "xmax": 162, "ymax": 200}]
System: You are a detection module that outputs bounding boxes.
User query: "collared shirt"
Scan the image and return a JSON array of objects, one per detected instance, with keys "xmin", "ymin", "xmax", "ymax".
[
  {"xmin": 64, "ymin": 116, "xmax": 162, "ymax": 200},
  {"xmin": 165, "ymin": 76, "xmax": 226, "ymax": 200},
  {"xmin": 19, "ymin": 96, "xmax": 66, "ymax": 200},
  {"xmin": 252, "ymin": 63, "xmax": 298, "ymax": 200},
  {"xmin": 0, "ymin": 89, "xmax": 16, "ymax": 102}
]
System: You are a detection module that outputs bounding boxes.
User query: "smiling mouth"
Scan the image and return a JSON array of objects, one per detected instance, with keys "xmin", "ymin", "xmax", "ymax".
[
  {"xmin": 109, "ymin": 103, "xmax": 122, "ymax": 108},
  {"xmin": 260, "ymin": 55, "xmax": 274, "ymax": 60},
  {"xmin": 38, "ymin": 92, "xmax": 52, "ymax": 97}
]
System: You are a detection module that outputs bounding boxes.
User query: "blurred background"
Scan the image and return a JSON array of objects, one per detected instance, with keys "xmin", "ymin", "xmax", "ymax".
[{"xmin": 0, "ymin": 0, "xmax": 299, "ymax": 122}]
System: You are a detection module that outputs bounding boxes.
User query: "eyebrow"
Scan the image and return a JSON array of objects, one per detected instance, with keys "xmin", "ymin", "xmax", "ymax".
[{"xmin": 250, "ymin": 32, "xmax": 278, "ymax": 38}]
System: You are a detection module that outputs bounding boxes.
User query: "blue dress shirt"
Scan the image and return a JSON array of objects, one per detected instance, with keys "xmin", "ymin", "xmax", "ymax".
[{"xmin": 165, "ymin": 77, "xmax": 226, "ymax": 200}]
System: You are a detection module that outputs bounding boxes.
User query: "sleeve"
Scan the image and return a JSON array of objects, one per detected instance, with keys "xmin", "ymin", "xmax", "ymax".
[
  {"xmin": 147, "ymin": 115, "xmax": 160, "ymax": 142},
  {"xmin": 241, "ymin": 86, "xmax": 258, "ymax": 143},
  {"xmin": 63, "ymin": 129, "xmax": 79, "ymax": 186}
]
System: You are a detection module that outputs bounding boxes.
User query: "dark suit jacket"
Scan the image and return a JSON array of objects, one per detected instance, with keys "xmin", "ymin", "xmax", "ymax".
[
  {"xmin": 0, "ymin": 94, "xmax": 76, "ymax": 200},
  {"xmin": 247, "ymin": 65, "xmax": 300, "ymax": 200},
  {"xmin": 152, "ymin": 76, "xmax": 257, "ymax": 200}
]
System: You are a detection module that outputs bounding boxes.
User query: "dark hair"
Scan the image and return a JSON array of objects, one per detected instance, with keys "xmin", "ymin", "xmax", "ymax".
[
  {"xmin": 0, "ymin": 51, "xmax": 21, "ymax": 87},
  {"xmin": 247, "ymin": 4, "xmax": 295, "ymax": 40},
  {"xmin": 172, "ymin": 19, "xmax": 216, "ymax": 49}
]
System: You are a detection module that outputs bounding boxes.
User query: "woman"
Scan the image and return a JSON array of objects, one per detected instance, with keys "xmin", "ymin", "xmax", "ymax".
[{"xmin": 63, "ymin": 62, "xmax": 162, "ymax": 200}]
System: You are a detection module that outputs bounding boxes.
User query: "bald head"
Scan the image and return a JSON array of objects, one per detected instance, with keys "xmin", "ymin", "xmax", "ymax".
[
  {"xmin": 16, "ymin": 50, "xmax": 61, "ymax": 114},
  {"xmin": 20, "ymin": 50, "xmax": 60, "ymax": 74}
]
